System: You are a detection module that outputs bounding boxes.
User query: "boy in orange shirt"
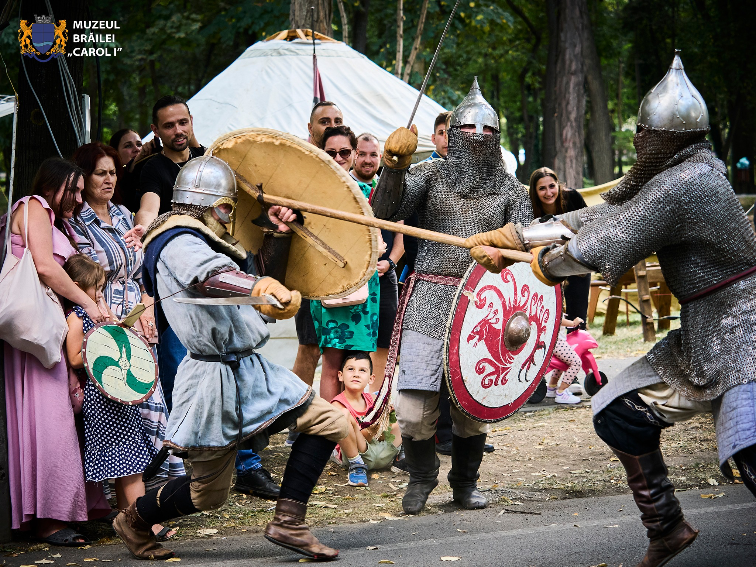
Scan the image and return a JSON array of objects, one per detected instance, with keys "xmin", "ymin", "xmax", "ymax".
[{"xmin": 331, "ymin": 352, "xmax": 403, "ymax": 485}]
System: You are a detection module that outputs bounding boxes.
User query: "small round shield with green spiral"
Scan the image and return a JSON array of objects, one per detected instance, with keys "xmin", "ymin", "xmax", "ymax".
[{"xmin": 82, "ymin": 323, "xmax": 158, "ymax": 405}]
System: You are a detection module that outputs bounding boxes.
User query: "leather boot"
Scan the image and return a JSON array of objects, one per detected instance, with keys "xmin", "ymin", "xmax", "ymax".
[
  {"xmin": 613, "ymin": 448, "xmax": 698, "ymax": 567},
  {"xmin": 402, "ymin": 436, "xmax": 440, "ymax": 515},
  {"xmin": 448, "ymin": 433, "xmax": 488, "ymax": 510},
  {"xmin": 264, "ymin": 498, "xmax": 338, "ymax": 560},
  {"xmin": 112, "ymin": 501, "xmax": 174, "ymax": 560}
]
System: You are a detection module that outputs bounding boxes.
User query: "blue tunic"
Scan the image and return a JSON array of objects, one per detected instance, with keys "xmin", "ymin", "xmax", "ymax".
[{"xmin": 154, "ymin": 233, "xmax": 311, "ymax": 451}]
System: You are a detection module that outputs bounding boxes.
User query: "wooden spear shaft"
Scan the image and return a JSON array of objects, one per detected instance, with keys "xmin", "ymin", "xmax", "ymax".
[{"xmin": 242, "ymin": 185, "xmax": 532, "ymax": 264}]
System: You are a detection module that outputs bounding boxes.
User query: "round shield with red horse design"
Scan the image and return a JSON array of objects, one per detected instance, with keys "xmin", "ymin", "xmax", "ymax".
[{"xmin": 444, "ymin": 262, "xmax": 562, "ymax": 422}]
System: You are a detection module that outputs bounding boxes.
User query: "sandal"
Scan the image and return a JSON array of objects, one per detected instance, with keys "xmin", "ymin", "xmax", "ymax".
[
  {"xmin": 155, "ymin": 526, "xmax": 177, "ymax": 542},
  {"xmin": 36, "ymin": 527, "xmax": 92, "ymax": 547}
]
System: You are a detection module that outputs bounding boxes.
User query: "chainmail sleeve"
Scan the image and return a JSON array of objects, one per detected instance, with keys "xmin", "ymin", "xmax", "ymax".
[
  {"xmin": 506, "ymin": 180, "xmax": 534, "ymax": 225},
  {"xmin": 386, "ymin": 161, "xmax": 434, "ymax": 222},
  {"xmin": 574, "ymin": 183, "xmax": 681, "ymax": 286}
]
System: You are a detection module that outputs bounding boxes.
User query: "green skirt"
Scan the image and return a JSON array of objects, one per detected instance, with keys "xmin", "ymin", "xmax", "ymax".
[{"xmin": 310, "ymin": 273, "xmax": 380, "ymax": 351}]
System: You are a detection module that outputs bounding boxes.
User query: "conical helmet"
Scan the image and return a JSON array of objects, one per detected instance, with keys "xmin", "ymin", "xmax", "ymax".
[
  {"xmin": 451, "ymin": 77, "xmax": 499, "ymax": 133},
  {"xmin": 172, "ymin": 155, "xmax": 237, "ymax": 208},
  {"xmin": 637, "ymin": 51, "xmax": 709, "ymax": 132}
]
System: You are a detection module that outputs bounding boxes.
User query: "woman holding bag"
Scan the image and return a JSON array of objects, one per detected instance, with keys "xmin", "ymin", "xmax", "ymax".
[{"xmin": 1, "ymin": 157, "xmax": 111, "ymax": 544}]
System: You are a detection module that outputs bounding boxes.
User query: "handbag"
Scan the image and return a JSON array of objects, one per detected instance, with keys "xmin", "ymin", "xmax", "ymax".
[
  {"xmin": 0, "ymin": 201, "xmax": 68, "ymax": 368},
  {"xmin": 321, "ymin": 283, "xmax": 369, "ymax": 308}
]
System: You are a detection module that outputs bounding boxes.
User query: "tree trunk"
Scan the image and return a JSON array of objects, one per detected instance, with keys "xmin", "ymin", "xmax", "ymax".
[
  {"xmin": 541, "ymin": 0, "xmax": 559, "ymax": 169},
  {"xmin": 351, "ymin": 0, "xmax": 370, "ymax": 54},
  {"xmin": 402, "ymin": 0, "xmax": 429, "ymax": 83},
  {"xmin": 15, "ymin": 0, "xmax": 86, "ymax": 197},
  {"xmin": 395, "ymin": 0, "xmax": 404, "ymax": 78},
  {"xmin": 581, "ymin": 2, "xmax": 614, "ymax": 184},
  {"xmin": 290, "ymin": 0, "xmax": 333, "ymax": 37},
  {"xmin": 731, "ymin": 103, "xmax": 755, "ymax": 194},
  {"xmin": 553, "ymin": 0, "xmax": 586, "ymax": 188},
  {"xmin": 616, "ymin": 58, "xmax": 623, "ymax": 177},
  {"xmin": 335, "ymin": 0, "xmax": 349, "ymax": 44}
]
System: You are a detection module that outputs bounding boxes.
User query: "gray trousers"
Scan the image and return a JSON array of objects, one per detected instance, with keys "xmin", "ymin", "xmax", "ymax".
[{"xmin": 396, "ymin": 389, "xmax": 488, "ymax": 442}]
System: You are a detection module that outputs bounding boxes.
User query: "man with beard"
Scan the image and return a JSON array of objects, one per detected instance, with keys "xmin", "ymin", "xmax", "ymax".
[
  {"xmin": 371, "ymin": 78, "xmax": 532, "ymax": 515},
  {"xmin": 135, "ymin": 96, "xmax": 205, "ymax": 229},
  {"xmin": 350, "ymin": 132, "xmax": 404, "ymax": 387},
  {"xmin": 466, "ymin": 53, "xmax": 756, "ymax": 567}
]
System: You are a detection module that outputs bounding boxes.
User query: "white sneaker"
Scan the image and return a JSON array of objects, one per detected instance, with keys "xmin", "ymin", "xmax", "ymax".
[
  {"xmin": 568, "ymin": 382, "xmax": 584, "ymax": 395},
  {"xmin": 545, "ymin": 385, "xmax": 558, "ymax": 398},
  {"xmin": 555, "ymin": 390, "xmax": 582, "ymax": 404}
]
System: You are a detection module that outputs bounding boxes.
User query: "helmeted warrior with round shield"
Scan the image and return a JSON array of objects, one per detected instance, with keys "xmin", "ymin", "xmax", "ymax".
[
  {"xmin": 372, "ymin": 78, "xmax": 533, "ymax": 515},
  {"xmin": 112, "ymin": 155, "xmax": 363, "ymax": 561},
  {"xmin": 467, "ymin": 52, "xmax": 756, "ymax": 567}
]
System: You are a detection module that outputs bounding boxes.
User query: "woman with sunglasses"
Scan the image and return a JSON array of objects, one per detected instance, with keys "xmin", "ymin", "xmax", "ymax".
[{"xmin": 312, "ymin": 125, "xmax": 383, "ymax": 406}]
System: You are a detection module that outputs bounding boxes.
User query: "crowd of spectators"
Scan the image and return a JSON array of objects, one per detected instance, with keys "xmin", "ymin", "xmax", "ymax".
[{"xmin": 0, "ymin": 93, "xmax": 585, "ymax": 543}]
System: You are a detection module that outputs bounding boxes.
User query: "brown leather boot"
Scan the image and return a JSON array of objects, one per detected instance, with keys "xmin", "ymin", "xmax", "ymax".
[
  {"xmin": 612, "ymin": 448, "xmax": 698, "ymax": 567},
  {"xmin": 112, "ymin": 502, "xmax": 174, "ymax": 560},
  {"xmin": 264, "ymin": 499, "xmax": 338, "ymax": 560}
]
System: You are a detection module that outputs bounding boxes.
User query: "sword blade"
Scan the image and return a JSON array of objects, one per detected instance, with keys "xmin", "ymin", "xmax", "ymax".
[
  {"xmin": 173, "ymin": 295, "xmax": 284, "ymax": 309},
  {"xmin": 406, "ymin": 0, "xmax": 461, "ymax": 128}
]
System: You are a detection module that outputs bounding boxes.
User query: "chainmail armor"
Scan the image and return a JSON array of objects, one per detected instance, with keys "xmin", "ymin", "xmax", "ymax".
[
  {"xmin": 574, "ymin": 136, "xmax": 756, "ymax": 400},
  {"xmin": 389, "ymin": 127, "xmax": 533, "ymax": 340}
]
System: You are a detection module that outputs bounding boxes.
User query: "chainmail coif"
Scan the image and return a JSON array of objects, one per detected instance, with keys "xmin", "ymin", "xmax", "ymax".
[
  {"xmin": 443, "ymin": 127, "xmax": 506, "ymax": 195},
  {"xmin": 602, "ymin": 127, "xmax": 710, "ymax": 205}
]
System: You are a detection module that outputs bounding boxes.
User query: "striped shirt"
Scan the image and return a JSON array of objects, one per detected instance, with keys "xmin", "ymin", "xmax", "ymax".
[{"xmin": 67, "ymin": 201, "xmax": 143, "ymax": 319}]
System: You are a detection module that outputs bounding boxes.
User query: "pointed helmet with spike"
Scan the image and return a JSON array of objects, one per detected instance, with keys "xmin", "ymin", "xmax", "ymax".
[
  {"xmin": 637, "ymin": 50, "xmax": 709, "ymax": 132},
  {"xmin": 450, "ymin": 77, "xmax": 499, "ymax": 134}
]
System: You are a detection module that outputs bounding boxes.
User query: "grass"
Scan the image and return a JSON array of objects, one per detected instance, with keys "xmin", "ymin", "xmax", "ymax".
[{"xmin": 587, "ymin": 288, "xmax": 681, "ymax": 359}]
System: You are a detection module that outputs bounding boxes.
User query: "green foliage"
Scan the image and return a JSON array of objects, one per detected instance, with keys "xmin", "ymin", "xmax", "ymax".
[{"xmin": 0, "ymin": 0, "xmax": 753, "ymax": 189}]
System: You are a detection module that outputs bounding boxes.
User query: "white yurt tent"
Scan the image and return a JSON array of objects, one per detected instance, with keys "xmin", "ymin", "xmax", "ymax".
[{"xmin": 158, "ymin": 30, "xmax": 445, "ymax": 155}]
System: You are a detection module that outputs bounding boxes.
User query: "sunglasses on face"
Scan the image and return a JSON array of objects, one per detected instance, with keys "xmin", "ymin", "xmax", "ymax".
[{"xmin": 325, "ymin": 148, "xmax": 353, "ymax": 160}]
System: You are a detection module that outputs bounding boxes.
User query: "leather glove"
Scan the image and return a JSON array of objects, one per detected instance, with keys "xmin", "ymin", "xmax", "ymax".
[
  {"xmin": 383, "ymin": 125, "xmax": 418, "ymax": 170},
  {"xmin": 465, "ymin": 223, "xmax": 526, "ymax": 251},
  {"xmin": 529, "ymin": 246, "xmax": 562, "ymax": 287},
  {"xmin": 251, "ymin": 277, "xmax": 302, "ymax": 320},
  {"xmin": 470, "ymin": 246, "xmax": 516, "ymax": 274}
]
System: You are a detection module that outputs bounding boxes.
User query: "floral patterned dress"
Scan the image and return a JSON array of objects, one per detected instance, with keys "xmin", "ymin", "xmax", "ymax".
[{"xmin": 310, "ymin": 181, "xmax": 380, "ymax": 351}]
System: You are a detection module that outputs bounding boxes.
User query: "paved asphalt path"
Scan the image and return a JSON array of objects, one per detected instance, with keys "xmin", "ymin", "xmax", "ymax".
[{"xmin": 6, "ymin": 486, "xmax": 754, "ymax": 567}]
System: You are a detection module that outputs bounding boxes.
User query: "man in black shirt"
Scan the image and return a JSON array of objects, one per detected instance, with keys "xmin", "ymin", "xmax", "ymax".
[{"xmin": 134, "ymin": 96, "xmax": 205, "ymax": 228}]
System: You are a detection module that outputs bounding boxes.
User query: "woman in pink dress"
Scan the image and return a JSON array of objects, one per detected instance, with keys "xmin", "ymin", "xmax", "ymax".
[{"xmin": 2, "ymin": 158, "xmax": 111, "ymax": 544}]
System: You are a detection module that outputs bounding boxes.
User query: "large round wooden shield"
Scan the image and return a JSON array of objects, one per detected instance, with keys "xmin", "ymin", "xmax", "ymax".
[
  {"xmin": 444, "ymin": 263, "xmax": 562, "ymax": 422},
  {"xmin": 207, "ymin": 128, "xmax": 379, "ymax": 300},
  {"xmin": 82, "ymin": 323, "xmax": 158, "ymax": 405}
]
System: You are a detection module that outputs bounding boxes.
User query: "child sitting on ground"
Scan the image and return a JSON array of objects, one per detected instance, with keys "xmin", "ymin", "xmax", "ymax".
[{"xmin": 331, "ymin": 351, "xmax": 402, "ymax": 485}]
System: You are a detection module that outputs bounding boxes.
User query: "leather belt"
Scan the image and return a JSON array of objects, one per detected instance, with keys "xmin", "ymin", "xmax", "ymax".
[
  {"xmin": 679, "ymin": 265, "xmax": 756, "ymax": 305},
  {"xmin": 189, "ymin": 349, "xmax": 257, "ymax": 370}
]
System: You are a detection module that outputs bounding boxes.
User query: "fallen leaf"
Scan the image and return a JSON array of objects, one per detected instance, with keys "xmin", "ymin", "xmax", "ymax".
[
  {"xmin": 371, "ymin": 473, "xmax": 380, "ymax": 479},
  {"xmin": 604, "ymin": 525, "xmax": 619, "ymax": 528},
  {"xmin": 78, "ymin": 546, "xmax": 92, "ymax": 550},
  {"xmin": 378, "ymin": 561, "xmax": 395, "ymax": 565},
  {"xmin": 197, "ymin": 528, "xmax": 218, "ymax": 535},
  {"xmin": 701, "ymin": 493, "xmax": 725, "ymax": 499},
  {"xmin": 51, "ymin": 555, "xmax": 62, "ymax": 559},
  {"xmin": 298, "ymin": 559, "xmax": 313, "ymax": 563},
  {"xmin": 609, "ymin": 457, "xmax": 619, "ymax": 462},
  {"xmin": 165, "ymin": 559, "xmax": 181, "ymax": 563},
  {"xmin": 574, "ymin": 524, "xmax": 581, "ymax": 527},
  {"xmin": 366, "ymin": 546, "xmax": 379, "ymax": 550},
  {"xmin": 441, "ymin": 557, "xmax": 461, "ymax": 561},
  {"xmin": 35, "ymin": 561, "xmax": 55, "ymax": 564},
  {"xmin": 83, "ymin": 560, "xmax": 98, "ymax": 563},
  {"xmin": 707, "ymin": 478, "xmax": 719, "ymax": 486},
  {"xmin": 312, "ymin": 486, "xmax": 326, "ymax": 494},
  {"xmin": 456, "ymin": 529, "xmax": 468, "ymax": 533}
]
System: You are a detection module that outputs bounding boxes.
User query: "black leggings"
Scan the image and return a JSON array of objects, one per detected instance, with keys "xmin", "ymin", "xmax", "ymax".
[{"xmin": 594, "ymin": 390, "xmax": 756, "ymax": 498}]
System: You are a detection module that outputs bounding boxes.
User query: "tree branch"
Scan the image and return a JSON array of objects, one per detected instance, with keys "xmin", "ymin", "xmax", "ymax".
[
  {"xmin": 402, "ymin": 0, "xmax": 430, "ymax": 83},
  {"xmin": 335, "ymin": 0, "xmax": 349, "ymax": 45}
]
